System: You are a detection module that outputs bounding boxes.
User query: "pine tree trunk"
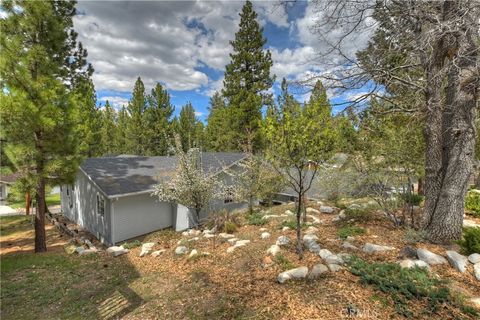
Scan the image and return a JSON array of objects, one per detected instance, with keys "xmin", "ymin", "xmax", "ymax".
[
  {"xmin": 422, "ymin": 4, "xmax": 478, "ymax": 243},
  {"xmin": 296, "ymin": 193, "xmax": 303, "ymax": 260},
  {"xmin": 35, "ymin": 177, "xmax": 47, "ymax": 252},
  {"xmin": 25, "ymin": 191, "xmax": 31, "ymax": 215}
]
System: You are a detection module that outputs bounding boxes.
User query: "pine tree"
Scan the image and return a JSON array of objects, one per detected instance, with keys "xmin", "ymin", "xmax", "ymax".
[
  {"xmin": 115, "ymin": 106, "xmax": 129, "ymax": 154},
  {"xmin": 204, "ymin": 92, "xmax": 231, "ymax": 151},
  {"xmin": 77, "ymin": 78, "xmax": 102, "ymax": 157},
  {"xmin": 222, "ymin": 0, "xmax": 274, "ymax": 151},
  {"xmin": 0, "ymin": 0, "xmax": 90, "ymax": 252},
  {"xmin": 125, "ymin": 77, "xmax": 146, "ymax": 155},
  {"xmin": 177, "ymin": 102, "xmax": 198, "ymax": 151},
  {"xmin": 100, "ymin": 100, "xmax": 117, "ymax": 155},
  {"xmin": 144, "ymin": 83, "xmax": 174, "ymax": 155}
]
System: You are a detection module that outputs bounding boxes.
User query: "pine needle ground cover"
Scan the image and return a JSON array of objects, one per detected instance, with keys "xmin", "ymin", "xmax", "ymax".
[{"xmin": 1, "ymin": 204, "xmax": 480, "ymax": 320}]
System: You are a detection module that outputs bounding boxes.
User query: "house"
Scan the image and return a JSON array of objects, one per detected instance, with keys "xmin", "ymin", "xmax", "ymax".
[
  {"xmin": 60, "ymin": 153, "xmax": 247, "ymax": 246},
  {"xmin": 0, "ymin": 172, "xmax": 20, "ymax": 201}
]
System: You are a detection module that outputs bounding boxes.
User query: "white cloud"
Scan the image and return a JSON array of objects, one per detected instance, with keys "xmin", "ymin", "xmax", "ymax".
[
  {"xmin": 194, "ymin": 111, "xmax": 204, "ymax": 117},
  {"xmin": 98, "ymin": 96, "xmax": 129, "ymax": 109}
]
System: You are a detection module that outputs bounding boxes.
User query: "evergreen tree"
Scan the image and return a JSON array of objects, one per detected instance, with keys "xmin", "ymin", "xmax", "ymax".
[
  {"xmin": 100, "ymin": 100, "xmax": 117, "ymax": 155},
  {"xmin": 125, "ymin": 77, "xmax": 146, "ymax": 155},
  {"xmin": 115, "ymin": 106, "xmax": 128, "ymax": 154},
  {"xmin": 222, "ymin": 0, "xmax": 274, "ymax": 151},
  {"xmin": 0, "ymin": 0, "xmax": 90, "ymax": 252},
  {"xmin": 204, "ymin": 92, "xmax": 231, "ymax": 151},
  {"xmin": 144, "ymin": 83, "xmax": 174, "ymax": 155},
  {"xmin": 77, "ymin": 78, "xmax": 102, "ymax": 157},
  {"xmin": 177, "ymin": 102, "xmax": 198, "ymax": 151}
]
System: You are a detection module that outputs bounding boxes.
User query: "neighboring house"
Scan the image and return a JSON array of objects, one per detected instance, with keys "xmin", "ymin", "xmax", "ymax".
[
  {"xmin": 61, "ymin": 153, "xmax": 247, "ymax": 246},
  {"xmin": 0, "ymin": 172, "xmax": 20, "ymax": 201}
]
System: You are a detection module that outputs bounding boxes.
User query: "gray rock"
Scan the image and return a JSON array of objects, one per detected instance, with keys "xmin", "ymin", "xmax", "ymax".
[
  {"xmin": 398, "ymin": 246, "xmax": 417, "ymax": 259},
  {"xmin": 306, "ymin": 207, "xmax": 320, "ymax": 214},
  {"xmin": 468, "ymin": 253, "xmax": 480, "ymax": 264},
  {"xmin": 175, "ymin": 246, "xmax": 188, "ymax": 255},
  {"xmin": 267, "ymin": 244, "xmax": 281, "ymax": 256},
  {"xmin": 446, "ymin": 251, "xmax": 469, "ymax": 273},
  {"xmin": 463, "ymin": 220, "xmax": 480, "ymax": 228},
  {"xmin": 362, "ymin": 243, "xmax": 395, "ymax": 254},
  {"xmin": 307, "ymin": 215, "xmax": 322, "ymax": 224},
  {"xmin": 319, "ymin": 249, "xmax": 334, "ymax": 260},
  {"xmin": 325, "ymin": 254, "xmax": 344, "ymax": 265},
  {"xmin": 338, "ymin": 211, "xmax": 346, "ymax": 220},
  {"xmin": 259, "ymin": 227, "xmax": 268, "ymax": 232},
  {"xmin": 277, "ymin": 266, "xmax": 309, "ymax": 283},
  {"xmin": 305, "ymin": 226, "xmax": 319, "ymax": 234},
  {"xmin": 342, "ymin": 242, "xmax": 358, "ymax": 250},
  {"xmin": 189, "ymin": 249, "xmax": 198, "ymax": 258},
  {"xmin": 140, "ymin": 242, "xmax": 155, "ymax": 257},
  {"xmin": 204, "ymin": 234, "xmax": 215, "ymax": 239},
  {"xmin": 79, "ymin": 248, "xmax": 97, "ymax": 255},
  {"xmin": 327, "ymin": 264, "xmax": 342, "ymax": 272},
  {"xmin": 75, "ymin": 247, "xmax": 85, "ymax": 255},
  {"xmin": 285, "ymin": 209, "xmax": 294, "ymax": 216},
  {"xmin": 187, "ymin": 237, "xmax": 199, "ymax": 242},
  {"xmin": 276, "ymin": 236, "xmax": 291, "ymax": 246},
  {"xmin": 234, "ymin": 239, "xmax": 251, "ymax": 247},
  {"xmin": 219, "ymin": 233, "xmax": 235, "ymax": 239},
  {"xmin": 227, "ymin": 238, "xmax": 239, "ymax": 244},
  {"xmin": 469, "ymin": 297, "xmax": 480, "ymax": 308},
  {"xmin": 308, "ymin": 264, "xmax": 329, "ymax": 278},
  {"xmin": 398, "ymin": 259, "xmax": 430, "ymax": 270},
  {"xmin": 261, "ymin": 232, "xmax": 271, "ymax": 239},
  {"xmin": 282, "ymin": 226, "xmax": 290, "ymax": 232},
  {"xmin": 106, "ymin": 246, "xmax": 129, "ymax": 257},
  {"xmin": 473, "ymin": 263, "xmax": 480, "ymax": 281},
  {"xmin": 303, "ymin": 234, "xmax": 319, "ymax": 242},
  {"xmin": 320, "ymin": 206, "xmax": 334, "ymax": 214},
  {"xmin": 151, "ymin": 249, "xmax": 166, "ymax": 257},
  {"xmin": 417, "ymin": 248, "xmax": 447, "ymax": 265}
]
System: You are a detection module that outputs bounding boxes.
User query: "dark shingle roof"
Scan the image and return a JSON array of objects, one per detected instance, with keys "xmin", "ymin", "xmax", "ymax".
[
  {"xmin": 0, "ymin": 172, "xmax": 21, "ymax": 184},
  {"xmin": 80, "ymin": 153, "xmax": 245, "ymax": 197}
]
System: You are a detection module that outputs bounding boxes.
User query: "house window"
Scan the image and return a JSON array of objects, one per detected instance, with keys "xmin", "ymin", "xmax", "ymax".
[{"xmin": 97, "ymin": 194, "xmax": 105, "ymax": 216}]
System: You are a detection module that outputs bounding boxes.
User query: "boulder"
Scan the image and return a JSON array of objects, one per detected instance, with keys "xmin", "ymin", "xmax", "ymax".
[
  {"xmin": 398, "ymin": 246, "xmax": 418, "ymax": 259},
  {"xmin": 151, "ymin": 249, "xmax": 166, "ymax": 257},
  {"xmin": 468, "ymin": 253, "xmax": 480, "ymax": 264},
  {"xmin": 189, "ymin": 249, "xmax": 198, "ymax": 258},
  {"xmin": 261, "ymin": 232, "xmax": 271, "ymax": 239},
  {"xmin": 305, "ymin": 226, "xmax": 319, "ymax": 235},
  {"xmin": 107, "ymin": 246, "xmax": 129, "ymax": 257},
  {"xmin": 267, "ymin": 244, "xmax": 281, "ymax": 256},
  {"xmin": 219, "ymin": 233, "xmax": 235, "ymax": 239},
  {"xmin": 306, "ymin": 207, "xmax": 320, "ymax": 214},
  {"xmin": 308, "ymin": 264, "xmax": 329, "ymax": 279},
  {"xmin": 235, "ymin": 240, "xmax": 251, "ymax": 246},
  {"xmin": 277, "ymin": 266, "xmax": 309, "ymax": 283},
  {"xmin": 227, "ymin": 238, "xmax": 239, "ymax": 244},
  {"xmin": 175, "ymin": 246, "xmax": 188, "ymax": 255},
  {"xmin": 327, "ymin": 264, "xmax": 342, "ymax": 272},
  {"xmin": 140, "ymin": 242, "xmax": 155, "ymax": 257},
  {"xmin": 446, "ymin": 251, "xmax": 469, "ymax": 273},
  {"xmin": 319, "ymin": 249, "xmax": 334, "ymax": 260},
  {"xmin": 417, "ymin": 248, "xmax": 447, "ymax": 265},
  {"xmin": 276, "ymin": 236, "xmax": 291, "ymax": 246},
  {"xmin": 285, "ymin": 210, "xmax": 294, "ymax": 216},
  {"xmin": 305, "ymin": 241, "xmax": 321, "ymax": 253},
  {"xmin": 362, "ymin": 243, "xmax": 395, "ymax": 254},
  {"xmin": 398, "ymin": 259, "xmax": 430, "ymax": 270},
  {"xmin": 325, "ymin": 254, "xmax": 344, "ymax": 265},
  {"xmin": 320, "ymin": 206, "xmax": 334, "ymax": 214},
  {"xmin": 342, "ymin": 242, "xmax": 358, "ymax": 250},
  {"xmin": 303, "ymin": 234, "xmax": 319, "ymax": 242},
  {"xmin": 307, "ymin": 215, "xmax": 322, "ymax": 224},
  {"xmin": 474, "ymin": 263, "xmax": 480, "ymax": 281},
  {"xmin": 282, "ymin": 226, "xmax": 290, "ymax": 232}
]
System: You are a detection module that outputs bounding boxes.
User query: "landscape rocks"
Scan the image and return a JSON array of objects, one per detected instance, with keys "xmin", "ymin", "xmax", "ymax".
[
  {"xmin": 235, "ymin": 240, "xmax": 251, "ymax": 246},
  {"xmin": 327, "ymin": 264, "xmax": 342, "ymax": 272},
  {"xmin": 306, "ymin": 207, "xmax": 320, "ymax": 214},
  {"xmin": 305, "ymin": 226, "xmax": 319, "ymax": 234},
  {"xmin": 227, "ymin": 238, "xmax": 239, "ymax": 244},
  {"xmin": 264, "ymin": 214, "xmax": 281, "ymax": 219},
  {"xmin": 79, "ymin": 249, "xmax": 97, "ymax": 255},
  {"xmin": 259, "ymin": 227, "xmax": 268, "ymax": 232},
  {"xmin": 182, "ymin": 229, "xmax": 201, "ymax": 237},
  {"xmin": 276, "ymin": 236, "xmax": 291, "ymax": 246},
  {"xmin": 262, "ymin": 256, "xmax": 274, "ymax": 268},
  {"xmin": 469, "ymin": 297, "xmax": 480, "ymax": 308},
  {"xmin": 261, "ymin": 232, "xmax": 271, "ymax": 239},
  {"xmin": 75, "ymin": 246, "xmax": 85, "ymax": 255},
  {"xmin": 362, "ymin": 243, "xmax": 395, "ymax": 254},
  {"xmin": 319, "ymin": 249, "xmax": 334, "ymax": 260},
  {"xmin": 398, "ymin": 246, "xmax": 418, "ymax": 259},
  {"xmin": 219, "ymin": 233, "xmax": 236, "ymax": 239},
  {"xmin": 285, "ymin": 210, "xmax": 294, "ymax": 216},
  {"xmin": 308, "ymin": 264, "xmax": 329, "ymax": 279},
  {"xmin": 342, "ymin": 242, "xmax": 358, "ymax": 250},
  {"xmin": 474, "ymin": 263, "xmax": 480, "ymax": 281},
  {"xmin": 320, "ymin": 206, "xmax": 334, "ymax": 214},
  {"xmin": 348, "ymin": 203, "xmax": 362, "ymax": 210},
  {"xmin": 303, "ymin": 234, "xmax": 319, "ymax": 242},
  {"xmin": 175, "ymin": 246, "xmax": 188, "ymax": 255},
  {"xmin": 267, "ymin": 244, "xmax": 281, "ymax": 256},
  {"xmin": 446, "ymin": 251, "xmax": 469, "ymax": 273},
  {"xmin": 398, "ymin": 259, "xmax": 430, "ymax": 270},
  {"xmin": 140, "ymin": 242, "xmax": 155, "ymax": 257},
  {"xmin": 468, "ymin": 253, "xmax": 480, "ymax": 264},
  {"xmin": 204, "ymin": 234, "xmax": 215, "ymax": 239},
  {"xmin": 346, "ymin": 236, "xmax": 355, "ymax": 242},
  {"xmin": 417, "ymin": 248, "xmax": 448, "ymax": 265},
  {"xmin": 189, "ymin": 249, "xmax": 198, "ymax": 258},
  {"xmin": 188, "ymin": 237, "xmax": 199, "ymax": 242},
  {"xmin": 303, "ymin": 234, "xmax": 321, "ymax": 253},
  {"xmin": 277, "ymin": 266, "xmax": 309, "ymax": 283},
  {"xmin": 151, "ymin": 249, "xmax": 166, "ymax": 257},
  {"xmin": 107, "ymin": 246, "xmax": 129, "ymax": 257},
  {"xmin": 282, "ymin": 226, "xmax": 290, "ymax": 232},
  {"xmin": 325, "ymin": 254, "xmax": 344, "ymax": 265}
]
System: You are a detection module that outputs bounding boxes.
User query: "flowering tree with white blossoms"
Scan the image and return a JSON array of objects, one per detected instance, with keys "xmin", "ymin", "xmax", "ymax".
[{"xmin": 153, "ymin": 135, "xmax": 225, "ymax": 224}]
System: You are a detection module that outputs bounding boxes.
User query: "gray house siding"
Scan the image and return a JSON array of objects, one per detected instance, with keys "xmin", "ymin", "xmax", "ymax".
[
  {"xmin": 61, "ymin": 170, "xmax": 113, "ymax": 245},
  {"xmin": 111, "ymin": 194, "xmax": 173, "ymax": 244}
]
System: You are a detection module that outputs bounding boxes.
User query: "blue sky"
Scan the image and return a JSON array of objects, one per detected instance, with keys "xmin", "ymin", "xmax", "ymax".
[{"xmin": 74, "ymin": 1, "xmax": 373, "ymax": 120}]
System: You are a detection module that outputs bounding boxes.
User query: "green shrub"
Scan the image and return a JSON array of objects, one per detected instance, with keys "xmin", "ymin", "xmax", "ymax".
[
  {"xmin": 279, "ymin": 219, "xmax": 308, "ymax": 230},
  {"xmin": 404, "ymin": 228, "xmax": 428, "ymax": 244},
  {"xmin": 121, "ymin": 240, "xmax": 142, "ymax": 249},
  {"xmin": 337, "ymin": 226, "xmax": 365, "ymax": 239},
  {"xmin": 275, "ymin": 254, "xmax": 296, "ymax": 271},
  {"xmin": 456, "ymin": 227, "xmax": 480, "ymax": 255},
  {"xmin": 465, "ymin": 190, "xmax": 480, "ymax": 217},
  {"xmin": 344, "ymin": 207, "xmax": 371, "ymax": 222},
  {"xmin": 402, "ymin": 193, "xmax": 424, "ymax": 206},
  {"xmin": 224, "ymin": 221, "xmax": 237, "ymax": 233},
  {"xmin": 347, "ymin": 257, "xmax": 477, "ymax": 318},
  {"xmin": 246, "ymin": 212, "xmax": 267, "ymax": 226}
]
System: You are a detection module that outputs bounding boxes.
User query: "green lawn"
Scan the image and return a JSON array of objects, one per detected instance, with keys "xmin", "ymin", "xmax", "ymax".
[{"xmin": 8, "ymin": 193, "xmax": 61, "ymax": 209}]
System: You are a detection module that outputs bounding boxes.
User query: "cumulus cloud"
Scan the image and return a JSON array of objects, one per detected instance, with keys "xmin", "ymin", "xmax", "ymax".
[{"xmin": 98, "ymin": 95, "xmax": 129, "ymax": 109}]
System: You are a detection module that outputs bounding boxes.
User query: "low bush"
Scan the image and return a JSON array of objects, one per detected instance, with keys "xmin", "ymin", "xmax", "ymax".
[
  {"xmin": 343, "ymin": 207, "xmax": 371, "ymax": 222},
  {"xmin": 337, "ymin": 226, "xmax": 365, "ymax": 239},
  {"xmin": 275, "ymin": 254, "xmax": 296, "ymax": 271},
  {"xmin": 456, "ymin": 227, "xmax": 480, "ymax": 255},
  {"xmin": 246, "ymin": 212, "xmax": 267, "ymax": 226},
  {"xmin": 279, "ymin": 219, "xmax": 308, "ymax": 230},
  {"xmin": 402, "ymin": 193, "xmax": 424, "ymax": 206},
  {"xmin": 404, "ymin": 227, "xmax": 428, "ymax": 244},
  {"xmin": 465, "ymin": 190, "xmax": 480, "ymax": 217},
  {"xmin": 206, "ymin": 209, "xmax": 241, "ymax": 232},
  {"xmin": 224, "ymin": 221, "xmax": 237, "ymax": 233},
  {"xmin": 121, "ymin": 240, "xmax": 142, "ymax": 249},
  {"xmin": 347, "ymin": 256, "xmax": 478, "ymax": 318}
]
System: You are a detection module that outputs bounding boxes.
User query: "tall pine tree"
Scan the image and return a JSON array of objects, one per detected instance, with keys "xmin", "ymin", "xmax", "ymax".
[
  {"xmin": 0, "ymin": 0, "xmax": 91, "ymax": 252},
  {"xmin": 177, "ymin": 102, "xmax": 199, "ymax": 151},
  {"xmin": 115, "ymin": 106, "xmax": 129, "ymax": 154},
  {"xmin": 204, "ymin": 92, "xmax": 231, "ymax": 151},
  {"xmin": 144, "ymin": 83, "xmax": 174, "ymax": 155},
  {"xmin": 77, "ymin": 78, "xmax": 102, "ymax": 157},
  {"xmin": 222, "ymin": 0, "xmax": 274, "ymax": 151},
  {"xmin": 125, "ymin": 77, "xmax": 146, "ymax": 155},
  {"xmin": 100, "ymin": 100, "xmax": 117, "ymax": 155}
]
